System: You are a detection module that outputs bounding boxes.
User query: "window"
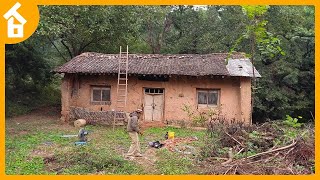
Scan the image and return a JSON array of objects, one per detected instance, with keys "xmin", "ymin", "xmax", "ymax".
[
  {"xmin": 145, "ymin": 88, "xmax": 164, "ymax": 94},
  {"xmin": 91, "ymin": 86, "xmax": 111, "ymax": 105},
  {"xmin": 197, "ymin": 89, "xmax": 220, "ymax": 107}
]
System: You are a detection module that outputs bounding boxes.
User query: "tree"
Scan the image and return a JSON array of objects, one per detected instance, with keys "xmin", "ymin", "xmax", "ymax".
[
  {"xmin": 38, "ymin": 6, "xmax": 139, "ymax": 59},
  {"xmin": 229, "ymin": 5, "xmax": 285, "ymax": 123},
  {"xmin": 135, "ymin": 6, "xmax": 173, "ymax": 54},
  {"xmin": 253, "ymin": 6, "xmax": 315, "ymax": 121}
]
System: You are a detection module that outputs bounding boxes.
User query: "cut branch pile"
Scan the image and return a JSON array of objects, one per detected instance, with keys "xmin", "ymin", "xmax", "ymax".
[{"xmin": 200, "ymin": 121, "xmax": 314, "ymax": 175}]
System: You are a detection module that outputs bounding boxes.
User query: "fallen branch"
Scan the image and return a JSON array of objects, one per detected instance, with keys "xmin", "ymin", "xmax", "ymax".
[
  {"xmin": 221, "ymin": 148, "xmax": 234, "ymax": 165},
  {"xmin": 236, "ymin": 148, "xmax": 244, "ymax": 155},
  {"xmin": 285, "ymin": 147, "xmax": 295, "ymax": 155},
  {"xmin": 264, "ymin": 152, "xmax": 280, "ymax": 163},
  {"xmin": 224, "ymin": 164, "xmax": 235, "ymax": 175},
  {"xmin": 225, "ymin": 131, "xmax": 245, "ymax": 147},
  {"xmin": 206, "ymin": 157, "xmax": 229, "ymax": 162},
  {"xmin": 246, "ymin": 140, "xmax": 297, "ymax": 159}
]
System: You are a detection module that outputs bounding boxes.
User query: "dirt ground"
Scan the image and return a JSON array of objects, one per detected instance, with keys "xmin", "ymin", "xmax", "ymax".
[{"xmin": 5, "ymin": 107, "xmax": 204, "ymax": 175}]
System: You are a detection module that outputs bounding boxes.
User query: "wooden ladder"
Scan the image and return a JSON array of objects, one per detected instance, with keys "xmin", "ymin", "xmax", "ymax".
[{"xmin": 113, "ymin": 45, "xmax": 129, "ymax": 130}]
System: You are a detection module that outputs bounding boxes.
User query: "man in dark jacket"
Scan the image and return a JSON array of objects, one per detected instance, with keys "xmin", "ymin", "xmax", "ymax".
[{"xmin": 125, "ymin": 109, "xmax": 143, "ymax": 157}]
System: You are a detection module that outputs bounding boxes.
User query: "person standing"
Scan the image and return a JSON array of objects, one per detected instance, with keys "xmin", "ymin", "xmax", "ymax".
[{"xmin": 125, "ymin": 109, "xmax": 143, "ymax": 158}]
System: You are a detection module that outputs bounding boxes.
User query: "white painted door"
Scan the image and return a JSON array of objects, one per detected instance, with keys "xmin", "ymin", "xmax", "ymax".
[
  {"xmin": 144, "ymin": 94, "xmax": 164, "ymax": 122},
  {"xmin": 144, "ymin": 94, "xmax": 154, "ymax": 122},
  {"xmin": 153, "ymin": 94, "xmax": 164, "ymax": 121}
]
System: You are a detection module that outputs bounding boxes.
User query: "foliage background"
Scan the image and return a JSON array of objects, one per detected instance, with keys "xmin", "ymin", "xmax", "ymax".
[{"xmin": 5, "ymin": 5, "xmax": 315, "ymax": 122}]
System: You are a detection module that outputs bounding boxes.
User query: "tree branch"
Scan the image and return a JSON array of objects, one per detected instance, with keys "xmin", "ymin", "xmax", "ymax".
[
  {"xmin": 47, "ymin": 36, "xmax": 67, "ymax": 62},
  {"xmin": 78, "ymin": 36, "xmax": 110, "ymax": 54},
  {"xmin": 246, "ymin": 140, "xmax": 297, "ymax": 159},
  {"xmin": 60, "ymin": 40, "xmax": 73, "ymax": 59}
]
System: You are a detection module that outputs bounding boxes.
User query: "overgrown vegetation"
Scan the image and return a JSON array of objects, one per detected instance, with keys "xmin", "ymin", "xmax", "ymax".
[
  {"xmin": 5, "ymin": 42, "xmax": 61, "ymax": 117},
  {"xmin": 181, "ymin": 104, "xmax": 216, "ymax": 126},
  {"xmin": 6, "ymin": 108, "xmax": 314, "ymax": 175},
  {"xmin": 198, "ymin": 117, "xmax": 314, "ymax": 174}
]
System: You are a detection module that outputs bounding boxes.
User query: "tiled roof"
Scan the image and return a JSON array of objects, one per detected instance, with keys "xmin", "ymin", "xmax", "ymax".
[{"xmin": 54, "ymin": 52, "xmax": 260, "ymax": 77}]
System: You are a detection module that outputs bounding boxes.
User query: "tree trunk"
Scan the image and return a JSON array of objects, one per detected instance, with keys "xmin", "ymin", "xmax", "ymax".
[{"xmin": 250, "ymin": 33, "xmax": 256, "ymax": 124}]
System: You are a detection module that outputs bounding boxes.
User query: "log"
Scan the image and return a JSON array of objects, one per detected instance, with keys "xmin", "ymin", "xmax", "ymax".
[{"xmin": 74, "ymin": 119, "xmax": 86, "ymax": 128}]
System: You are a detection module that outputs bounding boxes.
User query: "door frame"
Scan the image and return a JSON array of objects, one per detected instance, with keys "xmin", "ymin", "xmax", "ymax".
[{"xmin": 143, "ymin": 87, "xmax": 165, "ymax": 122}]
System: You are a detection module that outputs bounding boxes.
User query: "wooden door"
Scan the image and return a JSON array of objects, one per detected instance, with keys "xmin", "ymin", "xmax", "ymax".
[
  {"xmin": 152, "ymin": 94, "xmax": 164, "ymax": 121},
  {"xmin": 144, "ymin": 94, "xmax": 154, "ymax": 122},
  {"xmin": 144, "ymin": 92, "xmax": 164, "ymax": 122}
]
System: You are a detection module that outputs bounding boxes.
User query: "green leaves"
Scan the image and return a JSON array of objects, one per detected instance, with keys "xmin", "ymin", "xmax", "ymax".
[
  {"xmin": 283, "ymin": 115, "xmax": 303, "ymax": 128},
  {"xmin": 38, "ymin": 6, "xmax": 140, "ymax": 58},
  {"xmin": 240, "ymin": 5, "xmax": 285, "ymax": 59},
  {"xmin": 242, "ymin": 5, "xmax": 270, "ymax": 20}
]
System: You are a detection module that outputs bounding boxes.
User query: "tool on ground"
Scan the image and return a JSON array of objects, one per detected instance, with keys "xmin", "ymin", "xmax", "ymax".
[
  {"xmin": 61, "ymin": 127, "xmax": 89, "ymax": 145},
  {"xmin": 78, "ymin": 128, "xmax": 89, "ymax": 142},
  {"xmin": 149, "ymin": 141, "xmax": 164, "ymax": 148}
]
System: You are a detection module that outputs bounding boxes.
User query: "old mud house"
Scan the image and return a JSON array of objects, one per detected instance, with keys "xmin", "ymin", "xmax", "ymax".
[{"xmin": 54, "ymin": 52, "xmax": 261, "ymax": 126}]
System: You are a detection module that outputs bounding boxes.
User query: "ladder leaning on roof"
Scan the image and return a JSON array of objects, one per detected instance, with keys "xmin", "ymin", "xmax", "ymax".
[{"xmin": 113, "ymin": 46, "xmax": 129, "ymax": 131}]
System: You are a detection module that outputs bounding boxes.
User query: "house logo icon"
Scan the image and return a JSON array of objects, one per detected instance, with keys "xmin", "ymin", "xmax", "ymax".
[{"xmin": 3, "ymin": 2, "xmax": 27, "ymax": 38}]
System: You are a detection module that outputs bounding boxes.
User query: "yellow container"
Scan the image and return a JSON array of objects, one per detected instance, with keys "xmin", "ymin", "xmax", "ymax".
[{"xmin": 168, "ymin": 131, "xmax": 175, "ymax": 139}]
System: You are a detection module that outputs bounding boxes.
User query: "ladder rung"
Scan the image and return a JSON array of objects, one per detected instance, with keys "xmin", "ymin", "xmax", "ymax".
[
  {"xmin": 119, "ymin": 78, "xmax": 127, "ymax": 80},
  {"xmin": 118, "ymin": 84, "xmax": 127, "ymax": 86},
  {"xmin": 118, "ymin": 95, "xmax": 126, "ymax": 97}
]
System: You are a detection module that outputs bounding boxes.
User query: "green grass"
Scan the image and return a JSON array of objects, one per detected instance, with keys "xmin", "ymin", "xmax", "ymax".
[
  {"xmin": 5, "ymin": 114, "xmax": 206, "ymax": 175},
  {"xmin": 156, "ymin": 149, "xmax": 194, "ymax": 175}
]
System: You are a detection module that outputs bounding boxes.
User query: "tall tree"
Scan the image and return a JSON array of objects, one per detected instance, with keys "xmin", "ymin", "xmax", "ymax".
[
  {"xmin": 229, "ymin": 5, "xmax": 285, "ymax": 123},
  {"xmin": 253, "ymin": 6, "xmax": 315, "ymax": 121},
  {"xmin": 38, "ymin": 6, "xmax": 139, "ymax": 59},
  {"xmin": 136, "ymin": 6, "xmax": 173, "ymax": 54}
]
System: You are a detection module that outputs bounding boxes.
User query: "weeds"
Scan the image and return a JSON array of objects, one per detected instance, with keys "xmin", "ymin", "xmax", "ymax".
[
  {"xmin": 200, "ymin": 119, "xmax": 314, "ymax": 175},
  {"xmin": 156, "ymin": 149, "xmax": 193, "ymax": 174},
  {"xmin": 182, "ymin": 104, "xmax": 217, "ymax": 127}
]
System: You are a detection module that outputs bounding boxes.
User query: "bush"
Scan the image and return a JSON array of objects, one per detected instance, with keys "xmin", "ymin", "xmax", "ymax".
[
  {"xmin": 283, "ymin": 115, "xmax": 303, "ymax": 128},
  {"xmin": 5, "ymin": 78, "xmax": 61, "ymax": 117}
]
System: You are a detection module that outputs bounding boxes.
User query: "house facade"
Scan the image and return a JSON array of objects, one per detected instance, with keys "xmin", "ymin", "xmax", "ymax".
[{"xmin": 54, "ymin": 52, "xmax": 261, "ymax": 125}]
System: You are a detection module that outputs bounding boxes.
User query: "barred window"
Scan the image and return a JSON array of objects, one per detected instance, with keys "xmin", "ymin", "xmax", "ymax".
[
  {"xmin": 197, "ymin": 89, "xmax": 220, "ymax": 107},
  {"xmin": 91, "ymin": 86, "xmax": 111, "ymax": 103}
]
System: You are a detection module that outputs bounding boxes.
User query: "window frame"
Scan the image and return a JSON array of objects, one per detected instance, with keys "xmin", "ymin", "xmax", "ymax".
[
  {"xmin": 197, "ymin": 89, "xmax": 220, "ymax": 108},
  {"xmin": 90, "ymin": 86, "xmax": 111, "ymax": 105}
]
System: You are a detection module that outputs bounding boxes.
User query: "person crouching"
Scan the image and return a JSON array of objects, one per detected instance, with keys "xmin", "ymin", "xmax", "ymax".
[{"xmin": 125, "ymin": 109, "xmax": 143, "ymax": 158}]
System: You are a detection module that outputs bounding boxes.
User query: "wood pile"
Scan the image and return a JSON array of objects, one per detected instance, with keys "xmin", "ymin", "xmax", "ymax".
[{"xmin": 200, "ymin": 121, "xmax": 314, "ymax": 175}]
